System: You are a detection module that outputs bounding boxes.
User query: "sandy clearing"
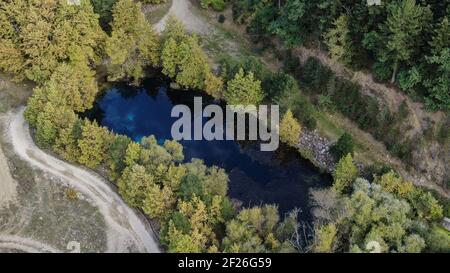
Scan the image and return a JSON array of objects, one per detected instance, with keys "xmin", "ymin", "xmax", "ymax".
[
  {"xmin": 6, "ymin": 108, "xmax": 161, "ymax": 253},
  {"xmin": 154, "ymin": 0, "xmax": 209, "ymax": 34},
  {"xmin": 0, "ymin": 145, "xmax": 17, "ymax": 209}
]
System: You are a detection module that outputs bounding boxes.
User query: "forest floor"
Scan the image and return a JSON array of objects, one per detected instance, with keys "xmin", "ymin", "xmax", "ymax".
[
  {"xmin": 0, "ymin": 76, "xmax": 160, "ymax": 253},
  {"xmin": 148, "ymin": 0, "xmax": 449, "ymax": 197}
]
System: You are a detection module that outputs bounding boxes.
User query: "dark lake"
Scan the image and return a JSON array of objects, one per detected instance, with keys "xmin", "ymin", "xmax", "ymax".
[{"xmin": 88, "ymin": 78, "xmax": 331, "ymax": 221}]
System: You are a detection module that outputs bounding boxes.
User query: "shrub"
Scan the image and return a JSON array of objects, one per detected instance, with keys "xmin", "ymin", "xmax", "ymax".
[
  {"xmin": 301, "ymin": 57, "xmax": 334, "ymax": 94},
  {"xmin": 65, "ymin": 187, "xmax": 79, "ymax": 201},
  {"xmin": 263, "ymin": 72, "xmax": 299, "ymax": 100},
  {"xmin": 372, "ymin": 62, "xmax": 391, "ymax": 82},
  {"xmin": 331, "ymin": 133, "xmax": 355, "ymax": 160},
  {"xmin": 333, "ymin": 154, "xmax": 359, "ymax": 194},
  {"xmin": 201, "ymin": 0, "xmax": 227, "ymax": 12},
  {"xmin": 218, "ymin": 14, "xmax": 226, "ymax": 24}
]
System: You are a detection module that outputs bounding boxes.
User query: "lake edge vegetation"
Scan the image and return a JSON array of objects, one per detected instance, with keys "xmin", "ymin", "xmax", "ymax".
[{"xmin": 0, "ymin": 0, "xmax": 448, "ymax": 253}]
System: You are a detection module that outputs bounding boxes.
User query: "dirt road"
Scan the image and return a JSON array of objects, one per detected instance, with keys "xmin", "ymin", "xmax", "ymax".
[
  {"xmin": 0, "ymin": 146, "xmax": 16, "ymax": 209},
  {"xmin": 154, "ymin": 0, "xmax": 209, "ymax": 34},
  {"xmin": 5, "ymin": 108, "xmax": 161, "ymax": 253},
  {"xmin": 0, "ymin": 235, "xmax": 61, "ymax": 253}
]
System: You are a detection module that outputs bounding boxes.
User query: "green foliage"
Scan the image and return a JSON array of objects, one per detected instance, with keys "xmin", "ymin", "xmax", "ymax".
[
  {"xmin": 324, "ymin": 14, "xmax": 353, "ymax": 65},
  {"xmin": 422, "ymin": 49, "xmax": 450, "ymax": 111},
  {"xmin": 343, "ymin": 179, "xmax": 425, "ymax": 253},
  {"xmin": 299, "ymin": 56, "xmax": 414, "ymax": 164},
  {"xmin": 266, "ymin": 0, "xmax": 309, "ymax": 47},
  {"xmin": 90, "ymin": 0, "xmax": 117, "ymax": 31},
  {"xmin": 179, "ymin": 173, "xmax": 204, "ymax": 201},
  {"xmin": 330, "ymin": 133, "xmax": 354, "ymax": 160},
  {"xmin": 200, "ymin": 0, "xmax": 227, "ymax": 12},
  {"xmin": 423, "ymin": 226, "xmax": 450, "ymax": 252},
  {"xmin": 106, "ymin": 0, "xmax": 160, "ymax": 84},
  {"xmin": 375, "ymin": 171, "xmax": 414, "ymax": 198},
  {"xmin": 218, "ymin": 14, "xmax": 226, "ymax": 24},
  {"xmin": 77, "ymin": 119, "xmax": 111, "ymax": 169},
  {"xmin": 407, "ymin": 189, "xmax": 444, "ymax": 222},
  {"xmin": 220, "ymin": 55, "xmax": 270, "ymax": 83},
  {"xmin": 300, "ymin": 57, "xmax": 334, "ymax": 95},
  {"xmin": 332, "ymin": 154, "xmax": 359, "ymax": 194},
  {"xmin": 0, "ymin": 0, "xmax": 104, "ymax": 83},
  {"xmin": 143, "ymin": 183, "xmax": 175, "ymax": 220},
  {"xmin": 232, "ymin": 0, "xmax": 450, "ymax": 110},
  {"xmin": 14, "ymin": 0, "xmax": 321, "ymax": 255},
  {"xmin": 25, "ymin": 69, "xmax": 82, "ymax": 148},
  {"xmin": 161, "ymin": 17, "xmax": 223, "ymax": 94},
  {"xmin": 372, "ymin": 61, "xmax": 392, "ymax": 82},
  {"xmin": 139, "ymin": 0, "xmax": 168, "ymax": 4},
  {"xmin": 225, "ymin": 68, "xmax": 264, "ymax": 105},
  {"xmin": 185, "ymin": 159, "xmax": 229, "ymax": 197},
  {"xmin": 279, "ymin": 109, "xmax": 302, "ymax": 147},
  {"xmin": 220, "ymin": 54, "xmax": 317, "ymax": 129},
  {"xmin": 47, "ymin": 61, "xmax": 99, "ymax": 112},
  {"xmin": 314, "ymin": 224, "xmax": 337, "ymax": 253},
  {"xmin": 319, "ymin": 174, "xmax": 446, "ymax": 253},
  {"xmin": 264, "ymin": 72, "xmax": 299, "ymax": 101},
  {"xmin": 429, "ymin": 17, "xmax": 450, "ymax": 55},
  {"xmin": 118, "ymin": 164, "xmax": 154, "ymax": 208},
  {"xmin": 384, "ymin": 0, "xmax": 432, "ymax": 83},
  {"xmin": 16, "ymin": 0, "xmax": 450, "ymax": 254},
  {"xmin": 107, "ymin": 135, "xmax": 132, "ymax": 181},
  {"xmin": 275, "ymin": 89, "xmax": 317, "ymax": 130},
  {"xmin": 222, "ymin": 205, "xmax": 297, "ymax": 253}
]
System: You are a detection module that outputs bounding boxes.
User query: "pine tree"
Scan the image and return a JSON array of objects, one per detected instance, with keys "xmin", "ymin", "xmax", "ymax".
[
  {"xmin": 0, "ymin": 0, "xmax": 103, "ymax": 83},
  {"xmin": 429, "ymin": 17, "xmax": 450, "ymax": 54},
  {"xmin": 204, "ymin": 71, "xmax": 224, "ymax": 99},
  {"xmin": 332, "ymin": 154, "xmax": 359, "ymax": 194},
  {"xmin": 106, "ymin": 0, "xmax": 160, "ymax": 84},
  {"xmin": 279, "ymin": 109, "xmax": 301, "ymax": 147},
  {"xmin": 118, "ymin": 164, "xmax": 154, "ymax": 208},
  {"xmin": 324, "ymin": 14, "xmax": 353, "ymax": 65},
  {"xmin": 47, "ymin": 62, "xmax": 99, "ymax": 112},
  {"xmin": 160, "ymin": 17, "xmax": 222, "ymax": 92},
  {"xmin": 424, "ymin": 49, "xmax": 450, "ymax": 110},
  {"xmin": 161, "ymin": 38, "xmax": 181, "ymax": 78},
  {"xmin": 385, "ymin": 0, "xmax": 432, "ymax": 83},
  {"xmin": 77, "ymin": 120, "xmax": 111, "ymax": 168},
  {"xmin": 314, "ymin": 224, "xmax": 337, "ymax": 253},
  {"xmin": 225, "ymin": 68, "xmax": 264, "ymax": 105},
  {"xmin": 143, "ymin": 184, "xmax": 175, "ymax": 219}
]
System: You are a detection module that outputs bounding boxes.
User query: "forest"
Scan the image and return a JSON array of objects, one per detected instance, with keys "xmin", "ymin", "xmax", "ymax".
[
  {"xmin": 0, "ymin": 0, "xmax": 448, "ymax": 253},
  {"xmin": 230, "ymin": 0, "xmax": 450, "ymax": 111}
]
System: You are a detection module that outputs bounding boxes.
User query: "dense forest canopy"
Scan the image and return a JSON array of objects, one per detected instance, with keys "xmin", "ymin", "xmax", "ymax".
[{"xmin": 231, "ymin": 0, "xmax": 450, "ymax": 111}]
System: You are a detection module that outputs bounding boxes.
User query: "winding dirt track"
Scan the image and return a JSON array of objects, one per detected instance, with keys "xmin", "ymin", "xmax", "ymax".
[
  {"xmin": 154, "ymin": 0, "xmax": 209, "ymax": 34},
  {"xmin": 4, "ymin": 108, "xmax": 161, "ymax": 253},
  {"xmin": 0, "ymin": 235, "xmax": 61, "ymax": 253}
]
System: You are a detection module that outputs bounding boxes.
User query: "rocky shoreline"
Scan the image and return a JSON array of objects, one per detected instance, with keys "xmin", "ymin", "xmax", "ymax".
[{"xmin": 297, "ymin": 130, "xmax": 336, "ymax": 173}]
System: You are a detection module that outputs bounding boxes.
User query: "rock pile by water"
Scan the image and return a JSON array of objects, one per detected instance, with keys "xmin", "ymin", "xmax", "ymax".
[{"xmin": 298, "ymin": 130, "xmax": 336, "ymax": 173}]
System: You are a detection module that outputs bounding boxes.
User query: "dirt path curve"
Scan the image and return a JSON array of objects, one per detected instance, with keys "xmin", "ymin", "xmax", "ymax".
[
  {"xmin": 0, "ymin": 145, "xmax": 16, "ymax": 209},
  {"xmin": 154, "ymin": 0, "xmax": 209, "ymax": 34},
  {"xmin": 6, "ymin": 108, "xmax": 161, "ymax": 253},
  {"xmin": 0, "ymin": 235, "xmax": 61, "ymax": 253}
]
